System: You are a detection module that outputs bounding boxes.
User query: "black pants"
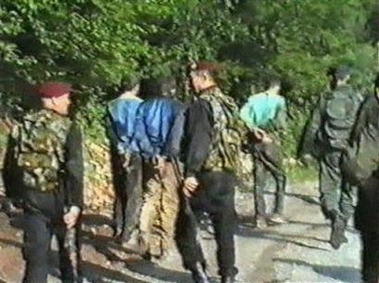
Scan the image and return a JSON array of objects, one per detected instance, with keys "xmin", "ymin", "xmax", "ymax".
[
  {"xmin": 114, "ymin": 154, "xmax": 143, "ymax": 240},
  {"xmin": 176, "ymin": 171, "xmax": 238, "ymax": 278},
  {"xmin": 356, "ymin": 177, "xmax": 379, "ymax": 283},
  {"xmin": 253, "ymin": 142, "xmax": 286, "ymax": 217},
  {"xmin": 22, "ymin": 191, "xmax": 81, "ymax": 283}
]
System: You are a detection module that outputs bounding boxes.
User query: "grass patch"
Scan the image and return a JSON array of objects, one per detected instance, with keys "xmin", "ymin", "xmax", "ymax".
[{"xmin": 286, "ymin": 164, "xmax": 318, "ymax": 184}]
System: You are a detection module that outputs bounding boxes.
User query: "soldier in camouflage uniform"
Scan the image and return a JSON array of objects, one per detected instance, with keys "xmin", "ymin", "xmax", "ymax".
[
  {"xmin": 301, "ymin": 67, "xmax": 362, "ymax": 249},
  {"xmin": 3, "ymin": 82, "xmax": 84, "ymax": 283},
  {"xmin": 177, "ymin": 62, "xmax": 244, "ymax": 283}
]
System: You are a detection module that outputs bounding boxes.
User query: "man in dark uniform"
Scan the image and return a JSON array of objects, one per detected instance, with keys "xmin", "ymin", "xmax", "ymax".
[
  {"xmin": 3, "ymin": 82, "xmax": 84, "ymax": 283},
  {"xmin": 301, "ymin": 66, "xmax": 362, "ymax": 249},
  {"xmin": 345, "ymin": 74, "xmax": 379, "ymax": 283},
  {"xmin": 177, "ymin": 62, "xmax": 243, "ymax": 283}
]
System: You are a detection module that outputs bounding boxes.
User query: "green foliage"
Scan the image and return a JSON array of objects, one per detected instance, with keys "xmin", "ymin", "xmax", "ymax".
[{"xmin": 0, "ymin": 0, "xmax": 377, "ymax": 155}]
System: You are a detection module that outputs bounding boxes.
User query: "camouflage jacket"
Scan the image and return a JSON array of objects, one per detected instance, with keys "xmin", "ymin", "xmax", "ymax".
[
  {"xmin": 182, "ymin": 87, "xmax": 247, "ymax": 177},
  {"xmin": 3, "ymin": 109, "xmax": 84, "ymax": 207},
  {"xmin": 299, "ymin": 85, "xmax": 362, "ymax": 157}
]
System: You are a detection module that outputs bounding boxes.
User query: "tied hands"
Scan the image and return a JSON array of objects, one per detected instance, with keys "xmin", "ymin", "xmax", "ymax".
[
  {"xmin": 253, "ymin": 128, "xmax": 273, "ymax": 144},
  {"xmin": 183, "ymin": 176, "xmax": 199, "ymax": 197},
  {"xmin": 146, "ymin": 155, "xmax": 168, "ymax": 188},
  {"xmin": 63, "ymin": 206, "xmax": 81, "ymax": 229}
]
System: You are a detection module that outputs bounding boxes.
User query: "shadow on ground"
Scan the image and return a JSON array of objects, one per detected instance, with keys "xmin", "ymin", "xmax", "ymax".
[
  {"xmin": 236, "ymin": 219, "xmax": 329, "ymax": 251},
  {"xmin": 82, "ymin": 213, "xmax": 194, "ymax": 283},
  {"xmin": 273, "ymin": 258, "xmax": 361, "ymax": 283}
]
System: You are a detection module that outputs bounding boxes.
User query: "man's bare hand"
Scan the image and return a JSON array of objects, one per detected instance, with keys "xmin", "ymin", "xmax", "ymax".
[
  {"xmin": 121, "ymin": 153, "xmax": 131, "ymax": 169},
  {"xmin": 183, "ymin": 177, "xmax": 199, "ymax": 197},
  {"xmin": 63, "ymin": 207, "xmax": 80, "ymax": 229},
  {"xmin": 262, "ymin": 135, "xmax": 273, "ymax": 144},
  {"xmin": 154, "ymin": 155, "xmax": 166, "ymax": 170},
  {"xmin": 153, "ymin": 155, "xmax": 167, "ymax": 176},
  {"xmin": 253, "ymin": 128, "xmax": 265, "ymax": 139}
]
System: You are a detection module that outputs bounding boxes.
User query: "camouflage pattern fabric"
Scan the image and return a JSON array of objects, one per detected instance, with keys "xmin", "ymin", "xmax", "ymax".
[
  {"xmin": 12, "ymin": 109, "xmax": 72, "ymax": 192},
  {"xmin": 138, "ymin": 160, "xmax": 180, "ymax": 258},
  {"xmin": 317, "ymin": 86, "xmax": 361, "ymax": 151},
  {"xmin": 200, "ymin": 87, "xmax": 246, "ymax": 177},
  {"xmin": 313, "ymin": 85, "xmax": 361, "ymax": 218},
  {"xmin": 319, "ymin": 150, "xmax": 356, "ymax": 219}
]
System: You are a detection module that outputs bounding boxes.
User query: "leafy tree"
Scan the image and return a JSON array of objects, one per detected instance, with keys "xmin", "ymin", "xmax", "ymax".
[{"xmin": 0, "ymin": 0, "xmax": 377, "ymax": 153}]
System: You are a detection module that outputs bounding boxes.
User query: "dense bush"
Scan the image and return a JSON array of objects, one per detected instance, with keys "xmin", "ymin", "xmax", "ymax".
[{"xmin": 0, "ymin": 0, "xmax": 377, "ymax": 153}]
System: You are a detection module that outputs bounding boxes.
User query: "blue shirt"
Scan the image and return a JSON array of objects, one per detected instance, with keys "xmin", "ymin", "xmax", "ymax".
[
  {"xmin": 133, "ymin": 97, "xmax": 184, "ymax": 158},
  {"xmin": 108, "ymin": 97, "xmax": 142, "ymax": 154}
]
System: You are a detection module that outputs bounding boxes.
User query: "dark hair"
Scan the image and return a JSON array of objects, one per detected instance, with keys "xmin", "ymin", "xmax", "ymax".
[
  {"xmin": 160, "ymin": 77, "xmax": 177, "ymax": 96},
  {"xmin": 118, "ymin": 75, "xmax": 140, "ymax": 93},
  {"xmin": 140, "ymin": 76, "xmax": 177, "ymax": 99},
  {"xmin": 375, "ymin": 73, "xmax": 379, "ymax": 89},
  {"xmin": 264, "ymin": 77, "xmax": 281, "ymax": 89}
]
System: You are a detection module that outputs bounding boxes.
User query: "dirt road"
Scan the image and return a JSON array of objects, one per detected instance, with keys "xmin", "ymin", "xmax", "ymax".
[{"xmin": 0, "ymin": 181, "xmax": 361, "ymax": 283}]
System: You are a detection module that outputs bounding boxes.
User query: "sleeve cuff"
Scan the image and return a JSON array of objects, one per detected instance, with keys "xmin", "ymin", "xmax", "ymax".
[
  {"xmin": 69, "ymin": 206, "xmax": 81, "ymax": 215},
  {"xmin": 185, "ymin": 171, "xmax": 196, "ymax": 178}
]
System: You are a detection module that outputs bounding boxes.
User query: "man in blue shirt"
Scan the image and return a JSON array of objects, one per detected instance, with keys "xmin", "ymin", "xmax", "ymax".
[
  {"xmin": 107, "ymin": 76, "xmax": 143, "ymax": 243},
  {"xmin": 123, "ymin": 77, "xmax": 185, "ymax": 259},
  {"xmin": 240, "ymin": 78, "xmax": 288, "ymax": 228}
]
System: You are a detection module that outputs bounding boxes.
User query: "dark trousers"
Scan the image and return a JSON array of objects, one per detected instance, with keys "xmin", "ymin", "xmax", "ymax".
[
  {"xmin": 114, "ymin": 154, "xmax": 143, "ymax": 240},
  {"xmin": 22, "ymin": 191, "xmax": 81, "ymax": 283},
  {"xmin": 355, "ymin": 177, "xmax": 379, "ymax": 283},
  {"xmin": 361, "ymin": 231, "xmax": 379, "ymax": 283},
  {"xmin": 253, "ymin": 142, "xmax": 286, "ymax": 217},
  {"xmin": 176, "ymin": 171, "xmax": 238, "ymax": 278}
]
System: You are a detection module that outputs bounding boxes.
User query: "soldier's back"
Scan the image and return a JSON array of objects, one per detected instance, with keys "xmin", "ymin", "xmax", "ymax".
[{"xmin": 14, "ymin": 109, "xmax": 72, "ymax": 192}]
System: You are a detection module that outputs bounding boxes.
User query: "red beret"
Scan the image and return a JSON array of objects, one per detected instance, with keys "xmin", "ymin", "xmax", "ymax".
[
  {"xmin": 37, "ymin": 82, "xmax": 73, "ymax": 98},
  {"xmin": 191, "ymin": 61, "xmax": 219, "ymax": 72}
]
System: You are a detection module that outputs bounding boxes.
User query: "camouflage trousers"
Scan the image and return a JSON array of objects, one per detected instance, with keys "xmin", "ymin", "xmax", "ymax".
[
  {"xmin": 319, "ymin": 150, "xmax": 356, "ymax": 220},
  {"xmin": 138, "ymin": 160, "xmax": 181, "ymax": 258}
]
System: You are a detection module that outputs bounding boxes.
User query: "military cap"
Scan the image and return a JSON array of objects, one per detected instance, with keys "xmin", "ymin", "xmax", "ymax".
[
  {"xmin": 37, "ymin": 82, "xmax": 73, "ymax": 98},
  {"xmin": 335, "ymin": 66, "xmax": 352, "ymax": 79}
]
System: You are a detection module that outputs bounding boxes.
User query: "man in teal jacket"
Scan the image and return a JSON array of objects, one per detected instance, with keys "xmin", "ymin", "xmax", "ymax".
[{"xmin": 240, "ymin": 78, "xmax": 287, "ymax": 228}]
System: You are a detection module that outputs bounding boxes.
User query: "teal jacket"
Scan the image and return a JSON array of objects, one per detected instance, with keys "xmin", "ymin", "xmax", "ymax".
[{"xmin": 239, "ymin": 92, "xmax": 287, "ymax": 131}]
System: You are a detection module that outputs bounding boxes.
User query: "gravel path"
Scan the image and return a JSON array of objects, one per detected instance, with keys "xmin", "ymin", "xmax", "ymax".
[{"xmin": 0, "ymin": 180, "xmax": 361, "ymax": 283}]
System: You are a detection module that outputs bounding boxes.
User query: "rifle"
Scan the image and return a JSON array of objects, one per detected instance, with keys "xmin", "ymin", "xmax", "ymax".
[
  {"xmin": 63, "ymin": 187, "xmax": 80, "ymax": 282},
  {"xmin": 171, "ymin": 157, "xmax": 203, "ymax": 243},
  {"xmin": 171, "ymin": 157, "xmax": 195, "ymax": 218}
]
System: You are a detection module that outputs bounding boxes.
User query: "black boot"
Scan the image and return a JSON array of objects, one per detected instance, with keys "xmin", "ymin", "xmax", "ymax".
[
  {"xmin": 330, "ymin": 215, "xmax": 348, "ymax": 250},
  {"xmin": 191, "ymin": 262, "xmax": 210, "ymax": 283},
  {"xmin": 221, "ymin": 275, "xmax": 235, "ymax": 283},
  {"xmin": 220, "ymin": 267, "xmax": 237, "ymax": 283}
]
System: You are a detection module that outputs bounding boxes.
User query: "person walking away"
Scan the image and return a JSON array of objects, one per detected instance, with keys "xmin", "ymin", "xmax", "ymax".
[
  {"xmin": 177, "ymin": 61, "xmax": 245, "ymax": 283},
  {"xmin": 341, "ymin": 74, "xmax": 379, "ymax": 282},
  {"xmin": 107, "ymin": 76, "xmax": 144, "ymax": 243},
  {"xmin": 239, "ymin": 78, "xmax": 288, "ymax": 228},
  {"xmin": 300, "ymin": 66, "xmax": 362, "ymax": 249},
  {"xmin": 124, "ymin": 77, "xmax": 185, "ymax": 259}
]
